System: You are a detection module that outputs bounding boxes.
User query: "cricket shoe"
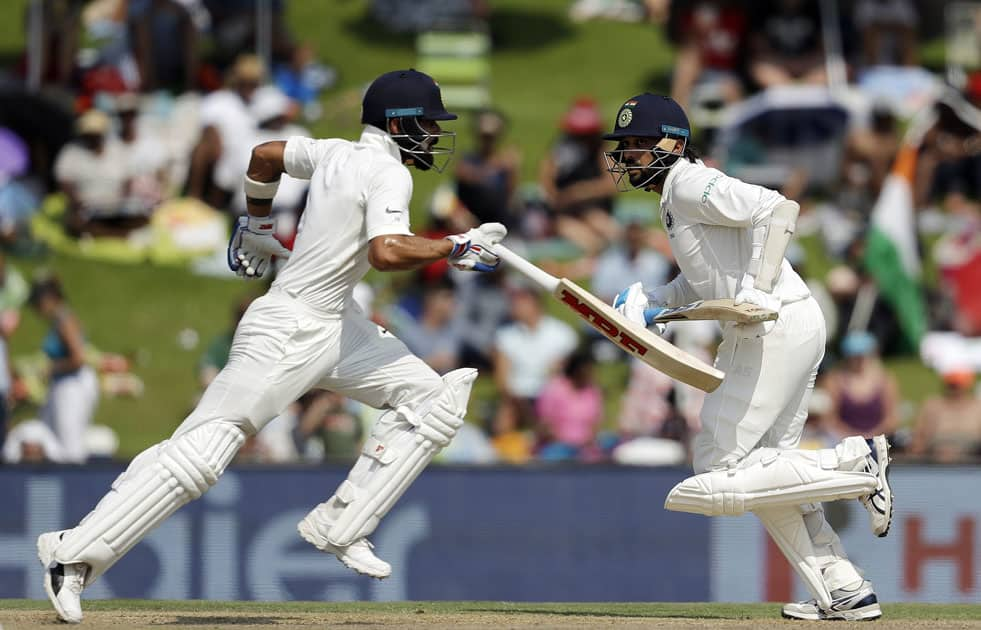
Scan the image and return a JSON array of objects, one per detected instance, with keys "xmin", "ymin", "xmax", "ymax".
[
  {"xmin": 37, "ymin": 530, "xmax": 88, "ymax": 624},
  {"xmin": 782, "ymin": 580, "xmax": 882, "ymax": 621},
  {"xmin": 859, "ymin": 434, "xmax": 893, "ymax": 537},
  {"xmin": 297, "ymin": 516, "xmax": 391, "ymax": 579}
]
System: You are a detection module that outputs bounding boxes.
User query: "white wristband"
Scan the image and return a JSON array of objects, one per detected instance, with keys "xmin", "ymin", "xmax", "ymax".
[{"xmin": 244, "ymin": 175, "xmax": 280, "ymax": 199}]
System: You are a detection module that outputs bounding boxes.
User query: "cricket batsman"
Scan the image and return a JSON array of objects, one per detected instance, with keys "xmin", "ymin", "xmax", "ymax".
[
  {"xmin": 36, "ymin": 69, "xmax": 506, "ymax": 624},
  {"xmin": 606, "ymin": 94, "xmax": 893, "ymax": 621}
]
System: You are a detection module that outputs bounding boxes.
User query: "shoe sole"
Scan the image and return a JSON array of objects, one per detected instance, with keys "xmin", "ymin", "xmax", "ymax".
[
  {"xmin": 37, "ymin": 533, "xmax": 81, "ymax": 624},
  {"xmin": 873, "ymin": 435, "xmax": 893, "ymax": 538},
  {"xmin": 781, "ymin": 609, "xmax": 821, "ymax": 621},
  {"xmin": 824, "ymin": 603, "xmax": 883, "ymax": 621},
  {"xmin": 297, "ymin": 519, "xmax": 390, "ymax": 580}
]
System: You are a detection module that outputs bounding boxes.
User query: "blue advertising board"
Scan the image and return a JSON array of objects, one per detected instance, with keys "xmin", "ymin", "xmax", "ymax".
[{"xmin": 0, "ymin": 466, "xmax": 709, "ymax": 602}]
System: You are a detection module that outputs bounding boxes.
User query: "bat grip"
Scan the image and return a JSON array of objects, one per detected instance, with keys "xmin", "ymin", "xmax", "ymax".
[{"xmin": 493, "ymin": 244, "xmax": 559, "ymax": 292}]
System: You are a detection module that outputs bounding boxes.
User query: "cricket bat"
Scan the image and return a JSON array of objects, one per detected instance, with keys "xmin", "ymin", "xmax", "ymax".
[
  {"xmin": 493, "ymin": 245, "xmax": 724, "ymax": 393},
  {"xmin": 652, "ymin": 299, "xmax": 778, "ymax": 325}
]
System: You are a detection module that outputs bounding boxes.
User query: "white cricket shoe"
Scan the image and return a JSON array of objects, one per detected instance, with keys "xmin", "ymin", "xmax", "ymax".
[
  {"xmin": 782, "ymin": 580, "xmax": 882, "ymax": 621},
  {"xmin": 37, "ymin": 531, "xmax": 88, "ymax": 624},
  {"xmin": 859, "ymin": 434, "xmax": 893, "ymax": 537},
  {"xmin": 297, "ymin": 516, "xmax": 391, "ymax": 579}
]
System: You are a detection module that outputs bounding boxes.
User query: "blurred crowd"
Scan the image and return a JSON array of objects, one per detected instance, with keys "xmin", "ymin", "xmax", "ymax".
[{"xmin": 1, "ymin": 0, "xmax": 980, "ymax": 467}]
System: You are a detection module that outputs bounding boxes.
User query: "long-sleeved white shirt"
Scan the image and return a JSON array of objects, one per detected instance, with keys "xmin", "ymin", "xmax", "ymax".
[{"xmin": 657, "ymin": 158, "xmax": 810, "ymax": 308}]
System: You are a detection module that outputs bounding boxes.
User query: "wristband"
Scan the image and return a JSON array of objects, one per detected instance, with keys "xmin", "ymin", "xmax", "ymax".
[{"xmin": 244, "ymin": 175, "xmax": 280, "ymax": 199}]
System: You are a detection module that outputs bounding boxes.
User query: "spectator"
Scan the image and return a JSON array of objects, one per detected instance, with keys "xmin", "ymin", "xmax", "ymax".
[
  {"xmin": 909, "ymin": 367, "xmax": 981, "ymax": 463},
  {"xmin": 115, "ymin": 93, "xmax": 168, "ymax": 208},
  {"xmin": 198, "ymin": 295, "xmax": 254, "ymax": 388},
  {"xmin": 837, "ymin": 104, "xmax": 901, "ymax": 221},
  {"xmin": 186, "ymin": 53, "xmax": 267, "ymax": 207},
  {"xmin": 226, "ymin": 87, "xmax": 309, "ymax": 224},
  {"xmin": 539, "ymin": 97, "xmax": 619, "ymax": 255},
  {"xmin": 130, "ymin": 0, "xmax": 205, "ymax": 92},
  {"xmin": 493, "ymin": 285, "xmax": 578, "ymax": 428},
  {"xmin": 591, "ymin": 221, "xmax": 671, "ymax": 304},
  {"xmin": 28, "ymin": 275, "xmax": 99, "ymax": 464},
  {"xmin": 748, "ymin": 0, "xmax": 828, "ymax": 88},
  {"xmin": 535, "ymin": 350, "xmax": 604, "ymax": 461},
  {"xmin": 390, "ymin": 279, "xmax": 464, "ymax": 375},
  {"xmin": 823, "ymin": 331, "xmax": 900, "ymax": 440},
  {"xmin": 853, "ymin": 0, "xmax": 918, "ymax": 68},
  {"xmin": 54, "ymin": 109, "xmax": 151, "ymax": 237},
  {"xmin": 454, "ymin": 109, "xmax": 521, "ymax": 230},
  {"xmin": 273, "ymin": 42, "xmax": 336, "ymax": 121},
  {"xmin": 2, "ymin": 419, "xmax": 65, "ymax": 464},
  {"xmin": 668, "ymin": 0, "xmax": 748, "ymax": 111},
  {"xmin": 294, "ymin": 390, "xmax": 362, "ymax": 463},
  {"xmin": 489, "ymin": 396, "xmax": 534, "ymax": 464}
]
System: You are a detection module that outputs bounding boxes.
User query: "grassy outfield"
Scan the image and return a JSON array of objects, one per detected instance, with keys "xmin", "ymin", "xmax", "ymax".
[
  {"xmin": 2, "ymin": 600, "xmax": 980, "ymax": 629},
  {"xmin": 0, "ymin": 1, "xmax": 942, "ymax": 457}
]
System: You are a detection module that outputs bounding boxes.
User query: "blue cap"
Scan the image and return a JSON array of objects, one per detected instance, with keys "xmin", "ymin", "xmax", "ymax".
[
  {"xmin": 604, "ymin": 93, "xmax": 690, "ymax": 141},
  {"xmin": 361, "ymin": 69, "xmax": 457, "ymax": 129},
  {"xmin": 841, "ymin": 331, "xmax": 877, "ymax": 358}
]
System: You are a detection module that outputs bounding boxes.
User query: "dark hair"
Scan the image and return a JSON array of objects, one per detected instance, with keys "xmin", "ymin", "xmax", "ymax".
[
  {"xmin": 563, "ymin": 349, "xmax": 595, "ymax": 380},
  {"xmin": 28, "ymin": 276, "xmax": 64, "ymax": 306}
]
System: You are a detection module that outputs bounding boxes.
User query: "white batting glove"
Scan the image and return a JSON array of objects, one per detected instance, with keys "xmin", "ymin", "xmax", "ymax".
[
  {"xmin": 734, "ymin": 275, "xmax": 780, "ymax": 335},
  {"xmin": 446, "ymin": 222, "xmax": 507, "ymax": 272},
  {"xmin": 612, "ymin": 281, "xmax": 667, "ymax": 335},
  {"xmin": 227, "ymin": 215, "xmax": 292, "ymax": 279}
]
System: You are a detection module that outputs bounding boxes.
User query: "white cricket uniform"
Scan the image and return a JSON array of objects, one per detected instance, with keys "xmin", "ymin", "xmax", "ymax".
[
  {"xmin": 657, "ymin": 157, "xmax": 866, "ymax": 594},
  {"xmin": 174, "ymin": 125, "xmax": 443, "ymax": 440}
]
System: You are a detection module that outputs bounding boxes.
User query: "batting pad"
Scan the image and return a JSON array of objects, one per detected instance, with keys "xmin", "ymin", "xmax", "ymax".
[
  {"xmin": 52, "ymin": 421, "xmax": 245, "ymax": 585},
  {"xmin": 324, "ymin": 368, "xmax": 476, "ymax": 547},
  {"xmin": 664, "ymin": 437, "xmax": 876, "ymax": 517},
  {"xmin": 756, "ymin": 506, "xmax": 834, "ymax": 610}
]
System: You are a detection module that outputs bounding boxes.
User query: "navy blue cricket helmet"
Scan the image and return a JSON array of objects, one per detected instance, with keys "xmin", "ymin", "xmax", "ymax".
[
  {"xmin": 603, "ymin": 93, "xmax": 691, "ymax": 191},
  {"xmin": 603, "ymin": 93, "xmax": 690, "ymax": 142},
  {"xmin": 361, "ymin": 69, "xmax": 457, "ymax": 172}
]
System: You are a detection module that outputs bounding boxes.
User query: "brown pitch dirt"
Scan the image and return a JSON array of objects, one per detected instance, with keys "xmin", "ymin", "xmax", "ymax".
[{"xmin": 2, "ymin": 610, "xmax": 981, "ymax": 630}]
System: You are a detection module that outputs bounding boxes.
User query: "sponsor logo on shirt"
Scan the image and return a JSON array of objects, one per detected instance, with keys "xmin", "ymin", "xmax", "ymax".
[
  {"xmin": 701, "ymin": 174, "xmax": 722, "ymax": 203},
  {"xmin": 385, "ymin": 207, "xmax": 403, "ymax": 215},
  {"xmin": 664, "ymin": 209, "xmax": 674, "ymax": 231}
]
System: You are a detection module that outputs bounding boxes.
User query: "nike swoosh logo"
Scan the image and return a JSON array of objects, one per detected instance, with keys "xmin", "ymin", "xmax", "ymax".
[{"xmin": 385, "ymin": 208, "xmax": 403, "ymax": 214}]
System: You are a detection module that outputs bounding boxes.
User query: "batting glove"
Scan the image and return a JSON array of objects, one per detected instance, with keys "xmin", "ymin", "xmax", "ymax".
[
  {"xmin": 613, "ymin": 281, "xmax": 667, "ymax": 334},
  {"xmin": 734, "ymin": 275, "xmax": 780, "ymax": 335},
  {"xmin": 228, "ymin": 215, "xmax": 292, "ymax": 279},
  {"xmin": 446, "ymin": 222, "xmax": 507, "ymax": 272}
]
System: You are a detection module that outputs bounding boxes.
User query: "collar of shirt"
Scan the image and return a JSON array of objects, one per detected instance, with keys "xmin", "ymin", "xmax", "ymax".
[{"xmin": 359, "ymin": 125, "xmax": 403, "ymax": 163}]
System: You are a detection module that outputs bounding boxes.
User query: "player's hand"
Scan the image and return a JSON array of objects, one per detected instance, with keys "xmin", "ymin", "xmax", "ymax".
[
  {"xmin": 228, "ymin": 215, "xmax": 292, "ymax": 279},
  {"xmin": 734, "ymin": 276, "xmax": 780, "ymax": 335},
  {"xmin": 613, "ymin": 282, "xmax": 667, "ymax": 334},
  {"xmin": 446, "ymin": 222, "xmax": 507, "ymax": 272}
]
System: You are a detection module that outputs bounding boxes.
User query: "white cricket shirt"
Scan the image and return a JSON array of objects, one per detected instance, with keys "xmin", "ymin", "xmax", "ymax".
[
  {"xmin": 658, "ymin": 158, "xmax": 810, "ymax": 305},
  {"xmin": 272, "ymin": 126, "xmax": 414, "ymax": 313}
]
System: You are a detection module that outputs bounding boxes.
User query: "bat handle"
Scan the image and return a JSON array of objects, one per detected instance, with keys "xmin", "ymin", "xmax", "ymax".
[{"xmin": 493, "ymin": 244, "xmax": 559, "ymax": 293}]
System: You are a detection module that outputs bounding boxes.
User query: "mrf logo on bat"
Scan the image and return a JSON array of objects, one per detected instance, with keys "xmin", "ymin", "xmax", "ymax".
[{"xmin": 559, "ymin": 288, "xmax": 649, "ymax": 356}]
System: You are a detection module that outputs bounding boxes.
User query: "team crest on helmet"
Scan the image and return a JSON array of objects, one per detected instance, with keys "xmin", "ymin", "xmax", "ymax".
[{"xmin": 617, "ymin": 107, "xmax": 633, "ymax": 128}]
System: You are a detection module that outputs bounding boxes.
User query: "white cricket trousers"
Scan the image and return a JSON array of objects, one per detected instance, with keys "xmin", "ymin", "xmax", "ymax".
[
  {"xmin": 693, "ymin": 296, "xmax": 867, "ymax": 593},
  {"xmin": 43, "ymin": 365, "xmax": 99, "ymax": 463},
  {"xmin": 175, "ymin": 287, "xmax": 444, "ymax": 439}
]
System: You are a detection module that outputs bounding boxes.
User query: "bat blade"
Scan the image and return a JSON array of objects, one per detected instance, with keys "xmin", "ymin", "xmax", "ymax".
[
  {"xmin": 554, "ymin": 279, "xmax": 724, "ymax": 392},
  {"xmin": 652, "ymin": 298, "xmax": 779, "ymax": 324}
]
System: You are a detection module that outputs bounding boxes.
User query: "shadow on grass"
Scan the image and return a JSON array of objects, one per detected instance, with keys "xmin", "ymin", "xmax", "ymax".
[
  {"xmin": 489, "ymin": 7, "xmax": 574, "ymax": 51},
  {"xmin": 342, "ymin": 12, "xmax": 415, "ymax": 50}
]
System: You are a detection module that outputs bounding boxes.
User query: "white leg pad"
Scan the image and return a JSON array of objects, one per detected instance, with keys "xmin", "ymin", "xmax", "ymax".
[
  {"xmin": 756, "ymin": 506, "xmax": 833, "ymax": 610},
  {"xmin": 664, "ymin": 438, "xmax": 876, "ymax": 517},
  {"xmin": 317, "ymin": 368, "xmax": 476, "ymax": 547},
  {"xmin": 52, "ymin": 421, "xmax": 245, "ymax": 585}
]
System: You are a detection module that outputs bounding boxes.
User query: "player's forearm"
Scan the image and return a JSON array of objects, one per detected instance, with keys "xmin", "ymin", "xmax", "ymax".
[
  {"xmin": 245, "ymin": 141, "xmax": 288, "ymax": 218},
  {"xmin": 368, "ymin": 234, "xmax": 454, "ymax": 271}
]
